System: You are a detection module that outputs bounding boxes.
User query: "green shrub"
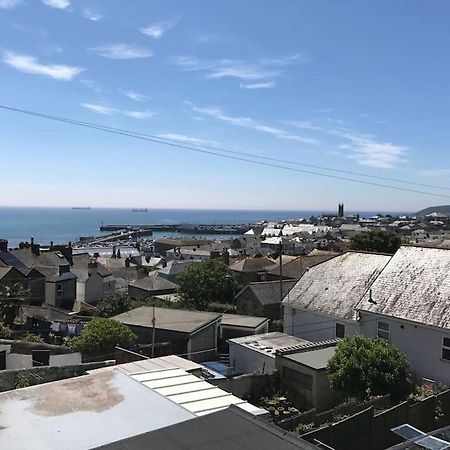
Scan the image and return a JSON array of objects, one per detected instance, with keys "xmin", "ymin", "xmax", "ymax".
[
  {"xmin": 206, "ymin": 302, "xmax": 237, "ymax": 313},
  {"xmin": 0, "ymin": 321, "xmax": 13, "ymax": 339}
]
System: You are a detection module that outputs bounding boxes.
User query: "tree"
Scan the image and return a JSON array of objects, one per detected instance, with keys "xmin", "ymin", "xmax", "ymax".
[
  {"xmin": 95, "ymin": 293, "xmax": 132, "ymax": 318},
  {"xmin": 327, "ymin": 336, "xmax": 411, "ymax": 401},
  {"xmin": 350, "ymin": 230, "xmax": 401, "ymax": 254},
  {"xmin": 0, "ymin": 282, "xmax": 27, "ymax": 326},
  {"xmin": 70, "ymin": 318, "xmax": 136, "ymax": 357},
  {"xmin": 177, "ymin": 259, "xmax": 237, "ymax": 310}
]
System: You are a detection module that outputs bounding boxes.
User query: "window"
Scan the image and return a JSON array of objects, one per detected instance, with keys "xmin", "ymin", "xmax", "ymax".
[
  {"xmin": 56, "ymin": 283, "xmax": 64, "ymax": 296},
  {"xmin": 284, "ymin": 367, "xmax": 313, "ymax": 390},
  {"xmin": 442, "ymin": 337, "xmax": 450, "ymax": 361},
  {"xmin": 377, "ymin": 321, "xmax": 389, "ymax": 340},
  {"xmin": 336, "ymin": 323, "xmax": 345, "ymax": 338}
]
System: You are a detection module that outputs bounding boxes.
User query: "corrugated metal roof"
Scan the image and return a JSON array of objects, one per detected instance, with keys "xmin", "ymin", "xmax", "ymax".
[
  {"xmin": 130, "ymin": 367, "xmax": 266, "ymax": 417},
  {"xmin": 284, "ymin": 252, "xmax": 391, "ymax": 320},
  {"xmin": 358, "ymin": 246, "xmax": 450, "ymax": 329}
]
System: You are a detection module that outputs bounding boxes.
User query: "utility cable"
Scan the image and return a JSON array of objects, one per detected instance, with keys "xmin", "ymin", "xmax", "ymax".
[{"xmin": 1, "ymin": 104, "xmax": 450, "ymax": 199}]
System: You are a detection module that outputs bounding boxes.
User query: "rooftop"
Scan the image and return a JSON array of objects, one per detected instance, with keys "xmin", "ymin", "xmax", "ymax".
[
  {"xmin": 129, "ymin": 271, "xmax": 179, "ymax": 292},
  {"xmin": 220, "ymin": 313, "xmax": 269, "ymax": 329},
  {"xmin": 230, "ymin": 257, "xmax": 275, "ymax": 273},
  {"xmin": 239, "ymin": 280, "xmax": 297, "ymax": 306},
  {"xmin": 100, "ymin": 404, "xmax": 315, "ymax": 450},
  {"xmin": 282, "ymin": 346, "xmax": 337, "ymax": 370},
  {"xmin": 112, "ymin": 307, "xmax": 221, "ymax": 334},
  {"xmin": 284, "ymin": 252, "xmax": 391, "ymax": 320},
  {"xmin": 0, "ymin": 370, "xmax": 195, "ymax": 450},
  {"xmin": 358, "ymin": 246, "xmax": 450, "ymax": 329},
  {"xmin": 228, "ymin": 332, "xmax": 311, "ymax": 357}
]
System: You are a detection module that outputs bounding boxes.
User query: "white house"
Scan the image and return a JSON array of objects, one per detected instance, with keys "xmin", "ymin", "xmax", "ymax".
[
  {"xmin": 283, "ymin": 252, "xmax": 391, "ymax": 341},
  {"xmin": 357, "ymin": 246, "xmax": 450, "ymax": 385}
]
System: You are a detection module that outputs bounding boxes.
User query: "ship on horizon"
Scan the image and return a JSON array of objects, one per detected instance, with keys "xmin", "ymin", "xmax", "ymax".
[
  {"xmin": 72, "ymin": 206, "xmax": 91, "ymax": 210},
  {"xmin": 132, "ymin": 208, "xmax": 148, "ymax": 212}
]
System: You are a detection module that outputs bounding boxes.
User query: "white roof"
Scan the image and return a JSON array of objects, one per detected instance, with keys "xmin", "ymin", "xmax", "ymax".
[
  {"xmin": 130, "ymin": 367, "xmax": 266, "ymax": 417},
  {"xmin": 0, "ymin": 370, "xmax": 195, "ymax": 450}
]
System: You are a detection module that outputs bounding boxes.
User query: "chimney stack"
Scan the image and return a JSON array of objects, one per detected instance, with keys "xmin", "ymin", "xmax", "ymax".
[
  {"xmin": 0, "ymin": 239, "xmax": 7, "ymax": 252},
  {"xmin": 59, "ymin": 264, "xmax": 70, "ymax": 276}
]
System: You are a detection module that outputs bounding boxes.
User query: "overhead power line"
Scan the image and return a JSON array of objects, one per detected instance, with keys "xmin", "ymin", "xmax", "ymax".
[{"xmin": 1, "ymin": 104, "xmax": 450, "ymax": 199}]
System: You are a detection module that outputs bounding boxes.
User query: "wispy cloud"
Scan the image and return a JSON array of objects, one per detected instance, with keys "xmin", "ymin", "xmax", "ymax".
[
  {"xmin": 240, "ymin": 81, "xmax": 275, "ymax": 90},
  {"xmin": 331, "ymin": 128, "xmax": 406, "ymax": 169},
  {"xmin": 80, "ymin": 78, "xmax": 104, "ymax": 94},
  {"xmin": 2, "ymin": 51, "xmax": 84, "ymax": 80},
  {"xmin": 83, "ymin": 7, "xmax": 102, "ymax": 21},
  {"xmin": 0, "ymin": 0, "xmax": 20, "ymax": 9},
  {"xmin": 172, "ymin": 54, "xmax": 302, "ymax": 85},
  {"xmin": 81, "ymin": 103, "xmax": 116, "ymax": 115},
  {"xmin": 188, "ymin": 103, "xmax": 319, "ymax": 146},
  {"xmin": 42, "ymin": 0, "xmax": 70, "ymax": 9},
  {"xmin": 284, "ymin": 120, "xmax": 323, "ymax": 131},
  {"xmin": 156, "ymin": 133, "xmax": 213, "ymax": 146},
  {"xmin": 81, "ymin": 102, "xmax": 155, "ymax": 119},
  {"xmin": 90, "ymin": 44, "xmax": 152, "ymax": 60},
  {"xmin": 124, "ymin": 110, "xmax": 154, "ymax": 119},
  {"xmin": 121, "ymin": 90, "xmax": 149, "ymax": 102},
  {"xmin": 141, "ymin": 19, "xmax": 178, "ymax": 39}
]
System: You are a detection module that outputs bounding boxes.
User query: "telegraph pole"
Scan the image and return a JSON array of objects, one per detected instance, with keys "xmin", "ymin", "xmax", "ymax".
[
  {"xmin": 151, "ymin": 306, "xmax": 156, "ymax": 358},
  {"xmin": 279, "ymin": 240, "xmax": 283, "ymax": 304}
]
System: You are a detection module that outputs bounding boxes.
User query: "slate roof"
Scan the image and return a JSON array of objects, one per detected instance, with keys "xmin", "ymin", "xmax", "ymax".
[
  {"xmin": 112, "ymin": 307, "xmax": 221, "ymax": 334},
  {"xmin": 9, "ymin": 248, "xmax": 69, "ymax": 268},
  {"xmin": 97, "ymin": 405, "xmax": 315, "ymax": 450},
  {"xmin": 266, "ymin": 256, "xmax": 304, "ymax": 279},
  {"xmin": 72, "ymin": 253, "xmax": 111, "ymax": 277},
  {"xmin": 230, "ymin": 257, "xmax": 275, "ymax": 273},
  {"xmin": 239, "ymin": 280, "xmax": 297, "ymax": 306},
  {"xmin": 284, "ymin": 252, "xmax": 391, "ymax": 320},
  {"xmin": 129, "ymin": 271, "xmax": 179, "ymax": 292},
  {"xmin": 358, "ymin": 246, "xmax": 450, "ymax": 329},
  {"xmin": 158, "ymin": 260, "xmax": 199, "ymax": 277}
]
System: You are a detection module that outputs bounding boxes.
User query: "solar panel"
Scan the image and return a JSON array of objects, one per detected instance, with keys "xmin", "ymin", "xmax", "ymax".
[
  {"xmin": 415, "ymin": 436, "xmax": 450, "ymax": 450},
  {"xmin": 391, "ymin": 424, "xmax": 426, "ymax": 440},
  {"xmin": 391, "ymin": 424, "xmax": 450, "ymax": 450},
  {"xmin": 0, "ymin": 252, "xmax": 25, "ymax": 268}
]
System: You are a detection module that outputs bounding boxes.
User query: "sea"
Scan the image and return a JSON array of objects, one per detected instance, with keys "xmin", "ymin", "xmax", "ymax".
[{"xmin": 0, "ymin": 206, "xmax": 412, "ymax": 248}]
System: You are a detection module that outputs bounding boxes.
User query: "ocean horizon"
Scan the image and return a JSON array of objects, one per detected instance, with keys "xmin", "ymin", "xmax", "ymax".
[{"xmin": 0, "ymin": 206, "xmax": 414, "ymax": 248}]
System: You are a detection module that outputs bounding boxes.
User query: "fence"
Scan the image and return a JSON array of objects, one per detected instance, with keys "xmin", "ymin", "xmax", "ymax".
[{"xmin": 300, "ymin": 389, "xmax": 450, "ymax": 450}]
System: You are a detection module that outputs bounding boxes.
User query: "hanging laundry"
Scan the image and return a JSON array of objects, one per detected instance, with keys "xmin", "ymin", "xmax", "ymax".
[{"xmin": 67, "ymin": 323, "xmax": 77, "ymax": 336}]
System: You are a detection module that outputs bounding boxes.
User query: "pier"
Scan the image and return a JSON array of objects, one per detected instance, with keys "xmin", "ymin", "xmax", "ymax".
[{"xmin": 99, "ymin": 223, "xmax": 250, "ymax": 235}]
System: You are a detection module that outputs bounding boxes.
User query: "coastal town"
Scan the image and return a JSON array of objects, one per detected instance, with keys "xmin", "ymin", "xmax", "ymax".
[{"xmin": 2, "ymin": 204, "xmax": 450, "ymax": 449}]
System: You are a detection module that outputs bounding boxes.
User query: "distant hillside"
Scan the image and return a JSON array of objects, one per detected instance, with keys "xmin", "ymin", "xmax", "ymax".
[{"xmin": 416, "ymin": 205, "xmax": 450, "ymax": 216}]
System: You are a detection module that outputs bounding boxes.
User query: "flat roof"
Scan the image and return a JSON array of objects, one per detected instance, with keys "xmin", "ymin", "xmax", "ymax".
[
  {"xmin": 112, "ymin": 307, "xmax": 221, "ymax": 334},
  {"xmin": 99, "ymin": 405, "xmax": 317, "ymax": 450},
  {"xmin": 283, "ymin": 346, "xmax": 336, "ymax": 370},
  {"xmin": 0, "ymin": 370, "xmax": 194, "ymax": 450},
  {"xmin": 221, "ymin": 313, "xmax": 269, "ymax": 329},
  {"xmin": 228, "ymin": 332, "xmax": 311, "ymax": 357}
]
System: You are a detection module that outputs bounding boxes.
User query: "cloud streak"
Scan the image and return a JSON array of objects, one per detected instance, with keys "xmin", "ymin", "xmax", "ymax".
[
  {"xmin": 83, "ymin": 7, "xmax": 102, "ymax": 21},
  {"xmin": 0, "ymin": 0, "xmax": 20, "ymax": 9},
  {"xmin": 141, "ymin": 19, "xmax": 178, "ymax": 39},
  {"xmin": 331, "ymin": 128, "xmax": 407, "ymax": 169},
  {"xmin": 121, "ymin": 90, "xmax": 149, "ymax": 102},
  {"xmin": 188, "ymin": 103, "xmax": 319, "ymax": 146},
  {"xmin": 90, "ymin": 44, "xmax": 152, "ymax": 60},
  {"xmin": 42, "ymin": 0, "xmax": 70, "ymax": 9},
  {"xmin": 2, "ymin": 51, "xmax": 84, "ymax": 80},
  {"xmin": 81, "ymin": 102, "xmax": 155, "ymax": 119},
  {"xmin": 240, "ymin": 81, "xmax": 275, "ymax": 90},
  {"xmin": 173, "ymin": 54, "xmax": 302, "ymax": 85}
]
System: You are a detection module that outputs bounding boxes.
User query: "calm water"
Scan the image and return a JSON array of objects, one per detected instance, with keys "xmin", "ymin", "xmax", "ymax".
[{"xmin": 0, "ymin": 207, "xmax": 411, "ymax": 247}]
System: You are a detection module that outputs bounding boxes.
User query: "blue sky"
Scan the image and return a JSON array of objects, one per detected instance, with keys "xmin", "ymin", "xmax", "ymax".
[{"xmin": 1, "ymin": 0, "xmax": 450, "ymax": 211}]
